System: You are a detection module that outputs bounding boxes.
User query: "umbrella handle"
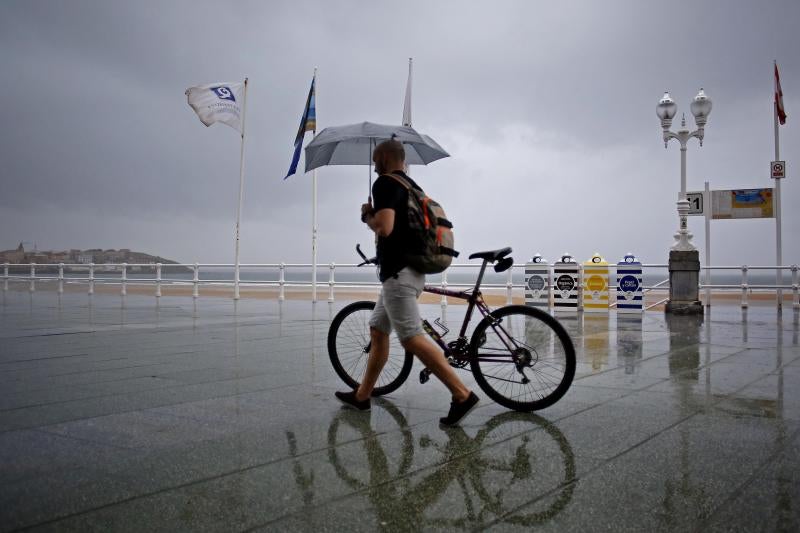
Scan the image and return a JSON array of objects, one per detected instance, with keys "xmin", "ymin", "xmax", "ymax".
[{"xmin": 368, "ymin": 138, "xmax": 373, "ymax": 202}]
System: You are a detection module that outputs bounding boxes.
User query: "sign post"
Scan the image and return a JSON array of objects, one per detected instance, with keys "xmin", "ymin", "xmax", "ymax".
[
  {"xmin": 688, "ymin": 184, "xmax": 778, "ymax": 306},
  {"xmin": 771, "ymin": 160, "xmax": 786, "ymax": 307},
  {"xmin": 703, "ymin": 182, "xmax": 711, "ymax": 305}
]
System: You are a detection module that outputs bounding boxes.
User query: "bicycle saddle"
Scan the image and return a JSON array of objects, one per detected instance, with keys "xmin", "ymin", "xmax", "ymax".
[{"xmin": 468, "ymin": 247, "xmax": 512, "ymax": 262}]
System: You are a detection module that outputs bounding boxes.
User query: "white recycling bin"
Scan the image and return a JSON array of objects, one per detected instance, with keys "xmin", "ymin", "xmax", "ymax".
[
  {"xmin": 616, "ymin": 252, "xmax": 644, "ymax": 313},
  {"xmin": 524, "ymin": 254, "xmax": 550, "ymax": 308},
  {"xmin": 553, "ymin": 253, "xmax": 579, "ymax": 312},
  {"xmin": 582, "ymin": 253, "xmax": 610, "ymax": 313}
]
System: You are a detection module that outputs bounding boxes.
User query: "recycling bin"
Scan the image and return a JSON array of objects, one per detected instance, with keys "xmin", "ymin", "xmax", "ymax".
[
  {"xmin": 553, "ymin": 253, "xmax": 579, "ymax": 312},
  {"xmin": 616, "ymin": 252, "xmax": 644, "ymax": 313},
  {"xmin": 583, "ymin": 253, "xmax": 609, "ymax": 313},
  {"xmin": 524, "ymin": 254, "xmax": 550, "ymax": 308}
]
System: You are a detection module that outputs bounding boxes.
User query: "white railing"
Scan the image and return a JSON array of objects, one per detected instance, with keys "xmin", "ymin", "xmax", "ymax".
[{"xmin": 3, "ymin": 261, "xmax": 798, "ymax": 309}]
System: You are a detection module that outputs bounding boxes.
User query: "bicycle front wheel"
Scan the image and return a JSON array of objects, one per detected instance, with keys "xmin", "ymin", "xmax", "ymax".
[
  {"xmin": 328, "ymin": 301, "xmax": 413, "ymax": 396},
  {"xmin": 469, "ymin": 305, "xmax": 575, "ymax": 412}
]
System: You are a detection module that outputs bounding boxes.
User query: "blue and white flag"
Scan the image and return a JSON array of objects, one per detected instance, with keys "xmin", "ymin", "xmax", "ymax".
[
  {"xmin": 285, "ymin": 76, "xmax": 316, "ymax": 179},
  {"xmin": 185, "ymin": 81, "xmax": 246, "ymax": 133}
]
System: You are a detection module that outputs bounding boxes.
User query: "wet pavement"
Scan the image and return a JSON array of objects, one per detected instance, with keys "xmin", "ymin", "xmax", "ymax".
[{"xmin": 1, "ymin": 289, "xmax": 798, "ymax": 532}]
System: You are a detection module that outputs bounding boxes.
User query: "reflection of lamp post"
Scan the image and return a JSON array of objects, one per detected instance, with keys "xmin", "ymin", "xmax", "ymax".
[{"xmin": 657, "ymin": 89, "xmax": 712, "ymax": 251}]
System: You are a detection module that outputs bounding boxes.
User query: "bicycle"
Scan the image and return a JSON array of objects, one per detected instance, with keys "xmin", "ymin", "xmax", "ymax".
[{"xmin": 327, "ymin": 245, "xmax": 576, "ymax": 412}]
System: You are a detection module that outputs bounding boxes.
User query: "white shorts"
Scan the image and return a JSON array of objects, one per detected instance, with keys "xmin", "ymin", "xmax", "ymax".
[{"xmin": 369, "ymin": 267, "xmax": 425, "ymax": 342}]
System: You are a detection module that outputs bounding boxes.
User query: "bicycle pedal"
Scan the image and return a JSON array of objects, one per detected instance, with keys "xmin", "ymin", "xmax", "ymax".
[{"xmin": 419, "ymin": 368, "xmax": 432, "ymax": 384}]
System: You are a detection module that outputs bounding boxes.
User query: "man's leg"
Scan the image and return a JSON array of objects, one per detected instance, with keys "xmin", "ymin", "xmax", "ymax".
[
  {"xmin": 355, "ymin": 327, "xmax": 390, "ymax": 401},
  {"xmin": 401, "ymin": 334, "xmax": 470, "ymax": 403}
]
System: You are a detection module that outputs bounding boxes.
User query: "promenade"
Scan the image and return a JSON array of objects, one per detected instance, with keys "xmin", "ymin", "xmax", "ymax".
[{"xmin": 1, "ymin": 289, "xmax": 798, "ymax": 531}]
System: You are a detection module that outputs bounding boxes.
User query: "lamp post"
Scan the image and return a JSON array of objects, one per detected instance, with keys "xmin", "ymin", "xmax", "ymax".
[
  {"xmin": 657, "ymin": 89, "xmax": 712, "ymax": 251},
  {"xmin": 657, "ymin": 89, "xmax": 711, "ymax": 314}
]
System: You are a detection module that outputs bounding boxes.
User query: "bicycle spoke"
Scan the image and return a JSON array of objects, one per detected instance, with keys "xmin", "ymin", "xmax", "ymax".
[
  {"xmin": 333, "ymin": 306, "xmax": 410, "ymax": 391},
  {"xmin": 471, "ymin": 306, "xmax": 575, "ymax": 410}
]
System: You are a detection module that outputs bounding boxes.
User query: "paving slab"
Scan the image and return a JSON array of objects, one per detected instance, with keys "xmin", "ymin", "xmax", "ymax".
[{"xmin": 1, "ymin": 290, "xmax": 799, "ymax": 531}]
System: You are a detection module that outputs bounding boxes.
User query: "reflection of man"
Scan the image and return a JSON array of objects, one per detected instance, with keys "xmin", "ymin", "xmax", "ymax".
[{"xmin": 335, "ymin": 139, "xmax": 478, "ymax": 426}]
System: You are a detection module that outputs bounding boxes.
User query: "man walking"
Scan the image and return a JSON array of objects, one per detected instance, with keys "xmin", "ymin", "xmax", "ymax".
[{"xmin": 335, "ymin": 139, "xmax": 479, "ymax": 426}]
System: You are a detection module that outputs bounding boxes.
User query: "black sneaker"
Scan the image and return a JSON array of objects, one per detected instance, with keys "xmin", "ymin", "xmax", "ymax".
[
  {"xmin": 439, "ymin": 392, "xmax": 479, "ymax": 426},
  {"xmin": 335, "ymin": 390, "xmax": 371, "ymax": 411}
]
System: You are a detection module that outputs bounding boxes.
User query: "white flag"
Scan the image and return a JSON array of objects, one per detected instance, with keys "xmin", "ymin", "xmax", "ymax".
[{"xmin": 185, "ymin": 81, "xmax": 245, "ymax": 133}]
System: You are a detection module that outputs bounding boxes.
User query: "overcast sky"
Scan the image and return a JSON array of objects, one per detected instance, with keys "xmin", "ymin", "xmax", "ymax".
[{"xmin": 1, "ymin": 0, "xmax": 798, "ymax": 268}]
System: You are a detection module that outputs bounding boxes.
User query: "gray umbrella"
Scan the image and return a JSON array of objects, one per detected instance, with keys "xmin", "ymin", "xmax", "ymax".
[{"xmin": 304, "ymin": 121, "xmax": 450, "ymax": 197}]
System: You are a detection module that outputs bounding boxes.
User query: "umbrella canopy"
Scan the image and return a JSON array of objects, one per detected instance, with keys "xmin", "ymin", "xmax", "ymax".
[{"xmin": 304, "ymin": 121, "xmax": 449, "ymax": 172}]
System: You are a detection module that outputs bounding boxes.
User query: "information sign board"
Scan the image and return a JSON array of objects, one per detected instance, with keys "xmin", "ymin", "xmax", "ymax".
[{"xmin": 711, "ymin": 188, "xmax": 774, "ymax": 219}]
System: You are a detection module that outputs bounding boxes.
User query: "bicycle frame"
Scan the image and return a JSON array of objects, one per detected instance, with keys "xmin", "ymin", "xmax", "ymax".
[
  {"xmin": 353, "ymin": 245, "xmax": 519, "ymax": 363},
  {"xmin": 422, "ymin": 260, "xmax": 517, "ymax": 361}
]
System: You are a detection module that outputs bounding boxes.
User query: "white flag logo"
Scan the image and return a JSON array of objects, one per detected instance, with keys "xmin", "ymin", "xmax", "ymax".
[{"xmin": 185, "ymin": 81, "xmax": 245, "ymax": 133}]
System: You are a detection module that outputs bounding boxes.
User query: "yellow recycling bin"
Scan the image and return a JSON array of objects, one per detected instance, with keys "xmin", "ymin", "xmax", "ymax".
[{"xmin": 582, "ymin": 252, "xmax": 609, "ymax": 313}]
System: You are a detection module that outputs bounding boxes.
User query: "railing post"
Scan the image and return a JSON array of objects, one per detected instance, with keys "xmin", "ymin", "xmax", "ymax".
[
  {"xmin": 328, "ymin": 262, "xmax": 335, "ymax": 303},
  {"xmin": 58, "ymin": 263, "xmax": 64, "ymax": 294},
  {"xmin": 741, "ymin": 265, "xmax": 748, "ymax": 309},
  {"xmin": 279, "ymin": 263, "xmax": 285, "ymax": 302},
  {"xmin": 506, "ymin": 265, "xmax": 514, "ymax": 305},
  {"xmin": 155, "ymin": 263, "xmax": 162, "ymax": 298},
  {"xmin": 29, "ymin": 263, "xmax": 36, "ymax": 293},
  {"xmin": 121, "ymin": 263, "xmax": 127, "ymax": 296},
  {"xmin": 441, "ymin": 270, "xmax": 448, "ymax": 308},
  {"xmin": 193, "ymin": 263, "xmax": 199, "ymax": 299},
  {"xmin": 88, "ymin": 263, "xmax": 95, "ymax": 295},
  {"xmin": 3, "ymin": 263, "xmax": 8, "ymax": 292},
  {"xmin": 792, "ymin": 265, "xmax": 799, "ymax": 310}
]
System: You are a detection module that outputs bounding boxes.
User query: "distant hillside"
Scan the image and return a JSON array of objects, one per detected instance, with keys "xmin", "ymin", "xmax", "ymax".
[{"xmin": 0, "ymin": 245, "xmax": 189, "ymax": 272}]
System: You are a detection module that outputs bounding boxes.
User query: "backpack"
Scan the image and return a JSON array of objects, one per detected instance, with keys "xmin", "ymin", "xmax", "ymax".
[{"xmin": 386, "ymin": 173, "xmax": 459, "ymax": 274}]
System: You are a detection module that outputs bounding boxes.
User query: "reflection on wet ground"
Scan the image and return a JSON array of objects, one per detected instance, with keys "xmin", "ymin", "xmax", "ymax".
[{"xmin": 1, "ymin": 291, "xmax": 798, "ymax": 531}]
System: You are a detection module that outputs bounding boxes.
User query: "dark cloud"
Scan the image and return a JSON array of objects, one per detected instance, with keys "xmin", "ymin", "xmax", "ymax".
[{"xmin": 1, "ymin": 0, "xmax": 798, "ymax": 266}]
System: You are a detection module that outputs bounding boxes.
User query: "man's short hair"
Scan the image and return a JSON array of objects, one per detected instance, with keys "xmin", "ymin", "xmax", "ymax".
[{"xmin": 375, "ymin": 139, "xmax": 405, "ymax": 162}]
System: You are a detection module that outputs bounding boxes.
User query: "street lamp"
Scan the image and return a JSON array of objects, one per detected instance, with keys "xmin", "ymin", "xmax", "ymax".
[{"xmin": 657, "ymin": 89, "xmax": 712, "ymax": 251}]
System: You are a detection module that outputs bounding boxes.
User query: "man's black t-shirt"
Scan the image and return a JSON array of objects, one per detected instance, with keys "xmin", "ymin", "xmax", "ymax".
[{"xmin": 372, "ymin": 171, "xmax": 423, "ymax": 282}]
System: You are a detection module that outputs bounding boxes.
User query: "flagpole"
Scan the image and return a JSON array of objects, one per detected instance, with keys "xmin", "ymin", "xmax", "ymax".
[
  {"xmin": 403, "ymin": 57, "xmax": 413, "ymax": 127},
  {"xmin": 774, "ymin": 61, "xmax": 783, "ymax": 309},
  {"xmin": 234, "ymin": 77, "xmax": 248, "ymax": 300},
  {"xmin": 311, "ymin": 68, "xmax": 318, "ymax": 303},
  {"xmin": 403, "ymin": 57, "xmax": 413, "ymax": 176}
]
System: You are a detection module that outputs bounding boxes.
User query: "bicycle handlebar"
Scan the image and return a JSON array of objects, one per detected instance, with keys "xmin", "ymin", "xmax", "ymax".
[{"xmin": 356, "ymin": 244, "xmax": 377, "ymax": 267}]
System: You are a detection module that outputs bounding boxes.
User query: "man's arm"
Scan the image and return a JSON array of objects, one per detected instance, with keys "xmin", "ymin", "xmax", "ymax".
[{"xmin": 362, "ymin": 207, "xmax": 395, "ymax": 237}]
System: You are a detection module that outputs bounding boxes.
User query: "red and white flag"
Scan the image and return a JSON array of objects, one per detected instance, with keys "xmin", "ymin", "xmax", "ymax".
[{"xmin": 775, "ymin": 62, "xmax": 787, "ymax": 125}]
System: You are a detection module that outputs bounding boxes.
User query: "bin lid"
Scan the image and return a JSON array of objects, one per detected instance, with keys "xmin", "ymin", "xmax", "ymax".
[
  {"xmin": 618, "ymin": 252, "xmax": 640, "ymax": 265},
  {"xmin": 584, "ymin": 252, "xmax": 608, "ymax": 266},
  {"xmin": 557, "ymin": 253, "xmax": 575, "ymax": 264},
  {"xmin": 529, "ymin": 253, "xmax": 547, "ymax": 264}
]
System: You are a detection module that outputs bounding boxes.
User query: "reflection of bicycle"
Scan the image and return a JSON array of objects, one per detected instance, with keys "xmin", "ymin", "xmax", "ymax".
[
  {"xmin": 326, "ymin": 399, "xmax": 576, "ymax": 529},
  {"xmin": 328, "ymin": 245, "xmax": 576, "ymax": 412}
]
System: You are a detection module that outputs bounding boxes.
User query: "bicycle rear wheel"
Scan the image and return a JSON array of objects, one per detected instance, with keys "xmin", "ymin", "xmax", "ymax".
[
  {"xmin": 469, "ymin": 305, "xmax": 575, "ymax": 412},
  {"xmin": 328, "ymin": 301, "xmax": 413, "ymax": 396}
]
